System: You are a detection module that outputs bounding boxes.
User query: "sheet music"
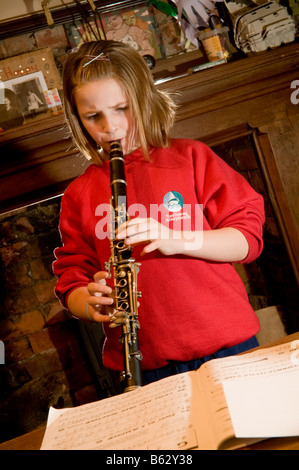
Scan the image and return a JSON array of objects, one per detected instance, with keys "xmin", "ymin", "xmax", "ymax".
[
  {"xmin": 223, "ymin": 370, "xmax": 299, "ymax": 437},
  {"xmin": 41, "ymin": 372, "xmax": 198, "ymax": 450},
  {"xmin": 203, "ymin": 340, "xmax": 299, "ymax": 384},
  {"xmin": 41, "ymin": 340, "xmax": 299, "ymax": 450},
  {"xmin": 201, "ymin": 340, "xmax": 299, "ymax": 440}
]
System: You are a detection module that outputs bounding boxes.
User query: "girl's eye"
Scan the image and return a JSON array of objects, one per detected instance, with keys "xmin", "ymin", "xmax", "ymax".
[
  {"xmin": 87, "ymin": 113, "xmax": 101, "ymax": 120},
  {"xmin": 117, "ymin": 106, "xmax": 128, "ymax": 112}
]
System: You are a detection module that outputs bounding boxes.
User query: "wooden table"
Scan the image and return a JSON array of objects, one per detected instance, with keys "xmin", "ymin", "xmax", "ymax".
[
  {"xmin": 1, "ymin": 426, "xmax": 299, "ymax": 451},
  {"xmin": 1, "ymin": 333, "xmax": 299, "ymax": 451}
]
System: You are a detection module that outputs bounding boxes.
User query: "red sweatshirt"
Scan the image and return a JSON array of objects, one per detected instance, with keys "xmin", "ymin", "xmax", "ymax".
[{"xmin": 53, "ymin": 139, "xmax": 265, "ymax": 371}]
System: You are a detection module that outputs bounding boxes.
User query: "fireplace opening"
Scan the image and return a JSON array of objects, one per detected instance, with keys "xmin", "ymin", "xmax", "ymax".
[{"xmin": 212, "ymin": 135, "xmax": 299, "ymax": 333}]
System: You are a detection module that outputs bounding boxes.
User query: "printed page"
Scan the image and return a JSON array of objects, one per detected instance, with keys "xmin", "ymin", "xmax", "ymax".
[
  {"xmin": 198, "ymin": 339, "xmax": 299, "ymax": 446},
  {"xmin": 221, "ymin": 341, "xmax": 299, "ymax": 438},
  {"xmin": 41, "ymin": 339, "xmax": 299, "ymax": 450},
  {"xmin": 223, "ymin": 370, "xmax": 299, "ymax": 437},
  {"xmin": 41, "ymin": 372, "xmax": 214, "ymax": 450}
]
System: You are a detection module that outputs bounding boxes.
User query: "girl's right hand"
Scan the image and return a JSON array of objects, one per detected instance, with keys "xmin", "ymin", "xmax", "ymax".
[{"xmin": 86, "ymin": 271, "xmax": 115, "ymax": 322}]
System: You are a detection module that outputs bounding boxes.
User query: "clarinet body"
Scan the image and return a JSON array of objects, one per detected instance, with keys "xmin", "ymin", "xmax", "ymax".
[{"xmin": 105, "ymin": 141, "xmax": 142, "ymax": 392}]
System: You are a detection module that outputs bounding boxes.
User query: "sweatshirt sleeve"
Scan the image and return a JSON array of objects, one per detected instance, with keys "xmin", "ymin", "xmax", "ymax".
[
  {"xmin": 53, "ymin": 180, "xmax": 100, "ymax": 308},
  {"xmin": 193, "ymin": 142, "xmax": 265, "ymax": 264}
]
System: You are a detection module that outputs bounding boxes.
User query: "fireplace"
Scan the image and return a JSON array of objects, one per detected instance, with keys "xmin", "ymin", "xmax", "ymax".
[{"xmin": 0, "ymin": 197, "xmax": 98, "ymax": 442}]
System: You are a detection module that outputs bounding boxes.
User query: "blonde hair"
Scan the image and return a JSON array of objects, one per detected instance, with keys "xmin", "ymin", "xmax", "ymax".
[{"xmin": 62, "ymin": 40, "xmax": 177, "ymax": 164}]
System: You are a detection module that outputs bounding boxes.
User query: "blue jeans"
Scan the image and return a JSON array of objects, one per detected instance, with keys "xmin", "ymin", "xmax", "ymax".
[{"xmin": 142, "ymin": 336, "xmax": 259, "ymax": 385}]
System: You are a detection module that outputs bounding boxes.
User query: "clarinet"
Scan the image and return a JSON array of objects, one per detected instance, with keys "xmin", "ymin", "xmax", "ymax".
[{"xmin": 105, "ymin": 141, "xmax": 143, "ymax": 393}]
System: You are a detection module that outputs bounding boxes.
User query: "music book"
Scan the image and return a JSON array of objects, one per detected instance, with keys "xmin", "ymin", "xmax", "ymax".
[{"xmin": 40, "ymin": 339, "xmax": 299, "ymax": 450}]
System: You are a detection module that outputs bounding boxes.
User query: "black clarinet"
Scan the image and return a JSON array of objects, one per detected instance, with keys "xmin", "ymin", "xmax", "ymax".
[{"xmin": 105, "ymin": 141, "xmax": 142, "ymax": 392}]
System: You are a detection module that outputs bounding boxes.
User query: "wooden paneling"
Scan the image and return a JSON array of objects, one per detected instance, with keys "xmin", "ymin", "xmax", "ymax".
[{"xmin": 0, "ymin": 116, "xmax": 90, "ymax": 211}]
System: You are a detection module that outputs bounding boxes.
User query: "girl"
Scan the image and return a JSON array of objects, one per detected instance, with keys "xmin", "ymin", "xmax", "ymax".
[{"xmin": 53, "ymin": 40, "xmax": 265, "ymax": 385}]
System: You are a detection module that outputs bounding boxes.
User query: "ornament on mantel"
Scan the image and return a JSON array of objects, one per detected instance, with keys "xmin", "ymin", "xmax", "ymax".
[
  {"xmin": 41, "ymin": 0, "xmax": 54, "ymax": 27},
  {"xmin": 171, "ymin": 0, "xmax": 225, "ymax": 45}
]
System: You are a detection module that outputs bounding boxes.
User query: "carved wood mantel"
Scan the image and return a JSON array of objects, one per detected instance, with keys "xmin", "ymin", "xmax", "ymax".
[{"xmin": 1, "ymin": 42, "xmax": 298, "ymax": 280}]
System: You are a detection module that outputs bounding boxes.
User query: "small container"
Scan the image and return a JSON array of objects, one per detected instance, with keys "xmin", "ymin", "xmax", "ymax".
[{"xmin": 198, "ymin": 26, "xmax": 231, "ymax": 62}]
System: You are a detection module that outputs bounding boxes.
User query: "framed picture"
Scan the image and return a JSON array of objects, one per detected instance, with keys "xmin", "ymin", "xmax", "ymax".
[
  {"xmin": 0, "ymin": 48, "xmax": 62, "ymax": 129},
  {"xmin": 6, "ymin": 71, "xmax": 48, "ymax": 117},
  {"xmin": 0, "ymin": 48, "xmax": 62, "ymax": 90},
  {"xmin": 0, "ymin": 71, "xmax": 50, "ymax": 129},
  {"xmin": 100, "ymin": 2, "xmax": 196, "ymax": 60},
  {"xmin": 102, "ymin": 4, "xmax": 163, "ymax": 59},
  {"xmin": 0, "ymin": 86, "xmax": 24, "ymax": 130}
]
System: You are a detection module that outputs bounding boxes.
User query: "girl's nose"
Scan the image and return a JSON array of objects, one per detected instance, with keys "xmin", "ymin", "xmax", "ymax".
[{"xmin": 102, "ymin": 116, "xmax": 117, "ymax": 134}]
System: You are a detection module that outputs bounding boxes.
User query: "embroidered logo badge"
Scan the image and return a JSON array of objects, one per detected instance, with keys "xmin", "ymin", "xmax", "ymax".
[{"xmin": 163, "ymin": 191, "xmax": 184, "ymax": 213}]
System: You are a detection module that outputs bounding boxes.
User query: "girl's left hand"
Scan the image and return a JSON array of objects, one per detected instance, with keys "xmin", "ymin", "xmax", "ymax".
[
  {"xmin": 116, "ymin": 217, "xmax": 179, "ymax": 256},
  {"xmin": 116, "ymin": 219, "xmax": 249, "ymax": 262}
]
